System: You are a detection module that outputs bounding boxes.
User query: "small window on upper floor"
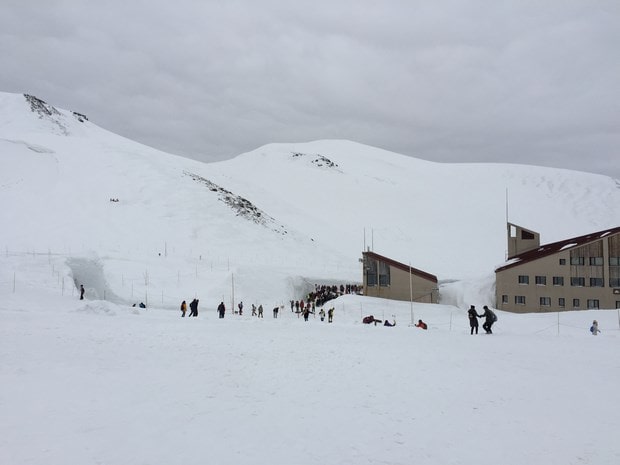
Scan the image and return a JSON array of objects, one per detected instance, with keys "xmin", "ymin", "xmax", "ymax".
[
  {"xmin": 559, "ymin": 258, "xmax": 566, "ymax": 265},
  {"xmin": 589, "ymin": 257, "xmax": 603, "ymax": 266},
  {"xmin": 521, "ymin": 230, "xmax": 535, "ymax": 240}
]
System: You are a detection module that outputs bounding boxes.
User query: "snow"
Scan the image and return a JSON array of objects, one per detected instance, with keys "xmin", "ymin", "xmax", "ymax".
[{"xmin": 1, "ymin": 92, "xmax": 620, "ymax": 464}]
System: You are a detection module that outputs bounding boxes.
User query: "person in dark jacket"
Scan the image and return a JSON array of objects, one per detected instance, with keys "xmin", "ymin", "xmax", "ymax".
[
  {"xmin": 189, "ymin": 299, "xmax": 198, "ymax": 317},
  {"xmin": 217, "ymin": 301, "xmax": 225, "ymax": 319},
  {"xmin": 384, "ymin": 319, "xmax": 396, "ymax": 327},
  {"xmin": 481, "ymin": 305, "xmax": 496, "ymax": 334},
  {"xmin": 80, "ymin": 284, "xmax": 85, "ymax": 300},
  {"xmin": 467, "ymin": 305, "xmax": 480, "ymax": 335}
]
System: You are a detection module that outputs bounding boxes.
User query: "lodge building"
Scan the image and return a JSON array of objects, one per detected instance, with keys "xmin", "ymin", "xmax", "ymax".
[
  {"xmin": 495, "ymin": 223, "xmax": 620, "ymax": 312},
  {"xmin": 361, "ymin": 250, "xmax": 438, "ymax": 303}
]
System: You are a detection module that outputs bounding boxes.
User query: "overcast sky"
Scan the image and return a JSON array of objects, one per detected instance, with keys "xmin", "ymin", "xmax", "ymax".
[{"xmin": 2, "ymin": 1, "xmax": 619, "ymax": 178}]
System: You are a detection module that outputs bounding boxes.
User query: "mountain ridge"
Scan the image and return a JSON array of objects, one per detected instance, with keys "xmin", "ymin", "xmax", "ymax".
[{"xmin": 1, "ymin": 92, "xmax": 619, "ymax": 308}]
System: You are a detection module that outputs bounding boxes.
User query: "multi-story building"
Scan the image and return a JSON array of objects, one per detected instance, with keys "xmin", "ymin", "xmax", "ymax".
[
  {"xmin": 362, "ymin": 250, "xmax": 438, "ymax": 303},
  {"xmin": 495, "ymin": 223, "xmax": 620, "ymax": 312}
]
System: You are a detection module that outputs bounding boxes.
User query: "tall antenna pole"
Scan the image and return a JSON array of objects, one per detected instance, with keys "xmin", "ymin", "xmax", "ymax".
[
  {"xmin": 505, "ymin": 188, "xmax": 509, "ymax": 224},
  {"xmin": 409, "ymin": 263, "xmax": 414, "ymax": 326},
  {"xmin": 363, "ymin": 228, "xmax": 366, "ymax": 251}
]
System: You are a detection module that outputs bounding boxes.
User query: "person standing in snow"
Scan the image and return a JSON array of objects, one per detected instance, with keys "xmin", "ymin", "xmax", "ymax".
[
  {"xmin": 481, "ymin": 305, "xmax": 497, "ymax": 334},
  {"xmin": 467, "ymin": 305, "xmax": 480, "ymax": 335},
  {"xmin": 251, "ymin": 304, "xmax": 257, "ymax": 316},
  {"xmin": 590, "ymin": 320, "xmax": 601, "ymax": 335},
  {"xmin": 189, "ymin": 299, "xmax": 198, "ymax": 317},
  {"xmin": 327, "ymin": 307, "xmax": 334, "ymax": 323},
  {"xmin": 180, "ymin": 300, "xmax": 187, "ymax": 317},
  {"xmin": 273, "ymin": 306, "xmax": 279, "ymax": 318},
  {"xmin": 80, "ymin": 284, "xmax": 85, "ymax": 300},
  {"xmin": 258, "ymin": 304, "xmax": 263, "ymax": 318},
  {"xmin": 217, "ymin": 301, "xmax": 225, "ymax": 319},
  {"xmin": 319, "ymin": 308, "xmax": 326, "ymax": 321},
  {"xmin": 238, "ymin": 301, "xmax": 243, "ymax": 315}
]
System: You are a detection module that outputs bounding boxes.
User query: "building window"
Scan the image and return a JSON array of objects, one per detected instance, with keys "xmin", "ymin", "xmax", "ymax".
[
  {"xmin": 589, "ymin": 257, "xmax": 604, "ymax": 266},
  {"xmin": 559, "ymin": 258, "xmax": 566, "ymax": 265},
  {"xmin": 518, "ymin": 275, "xmax": 529, "ymax": 285},
  {"xmin": 571, "ymin": 277, "xmax": 585, "ymax": 287},
  {"xmin": 378, "ymin": 261, "xmax": 390, "ymax": 287},
  {"xmin": 616, "ymin": 301, "xmax": 620, "ymax": 309},
  {"xmin": 366, "ymin": 260, "xmax": 377, "ymax": 287},
  {"xmin": 573, "ymin": 299, "xmax": 580, "ymax": 308},
  {"xmin": 540, "ymin": 297, "xmax": 551, "ymax": 306},
  {"xmin": 522, "ymin": 230, "xmax": 535, "ymax": 240},
  {"xmin": 610, "ymin": 257, "xmax": 620, "ymax": 266},
  {"xmin": 552, "ymin": 276, "xmax": 564, "ymax": 286},
  {"xmin": 558, "ymin": 298, "xmax": 565, "ymax": 308},
  {"xmin": 515, "ymin": 296, "xmax": 526, "ymax": 305},
  {"xmin": 502, "ymin": 295, "xmax": 508, "ymax": 304},
  {"xmin": 610, "ymin": 278, "xmax": 620, "ymax": 287},
  {"xmin": 535, "ymin": 276, "xmax": 546, "ymax": 285},
  {"xmin": 587, "ymin": 299, "xmax": 600, "ymax": 309},
  {"xmin": 571, "ymin": 257, "xmax": 585, "ymax": 266},
  {"xmin": 589, "ymin": 278, "xmax": 604, "ymax": 287}
]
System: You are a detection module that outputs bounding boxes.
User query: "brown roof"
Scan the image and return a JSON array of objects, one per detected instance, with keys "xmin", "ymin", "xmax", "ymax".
[
  {"xmin": 363, "ymin": 251, "xmax": 438, "ymax": 283},
  {"xmin": 495, "ymin": 226, "xmax": 620, "ymax": 273}
]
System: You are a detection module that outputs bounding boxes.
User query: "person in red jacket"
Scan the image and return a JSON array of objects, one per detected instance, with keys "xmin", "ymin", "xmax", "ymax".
[
  {"xmin": 415, "ymin": 319, "xmax": 427, "ymax": 330},
  {"xmin": 362, "ymin": 315, "xmax": 382, "ymax": 326}
]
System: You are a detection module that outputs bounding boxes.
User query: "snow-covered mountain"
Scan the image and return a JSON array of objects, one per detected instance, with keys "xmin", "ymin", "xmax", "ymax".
[
  {"xmin": 1, "ymin": 92, "xmax": 619, "ymax": 309},
  {"xmin": 3, "ymin": 92, "xmax": 620, "ymax": 465}
]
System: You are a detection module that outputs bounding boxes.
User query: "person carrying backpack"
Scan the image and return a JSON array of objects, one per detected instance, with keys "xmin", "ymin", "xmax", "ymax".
[{"xmin": 481, "ymin": 305, "xmax": 497, "ymax": 334}]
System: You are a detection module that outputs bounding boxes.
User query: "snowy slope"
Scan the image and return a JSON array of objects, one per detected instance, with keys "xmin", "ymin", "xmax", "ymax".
[
  {"xmin": 1, "ymin": 92, "xmax": 619, "ymax": 309},
  {"xmin": 2, "ymin": 92, "xmax": 620, "ymax": 465}
]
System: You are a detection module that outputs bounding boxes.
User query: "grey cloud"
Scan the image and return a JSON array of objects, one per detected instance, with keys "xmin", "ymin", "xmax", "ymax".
[{"xmin": 1, "ymin": 0, "xmax": 618, "ymax": 179}]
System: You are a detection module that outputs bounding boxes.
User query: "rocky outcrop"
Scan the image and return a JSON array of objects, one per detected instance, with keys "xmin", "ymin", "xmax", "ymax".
[
  {"xmin": 184, "ymin": 171, "xmax": 288, "ymax": 235},
  {"xmin": 23, "ymin": 94, "xmax": 88, "ymax": 134},
  {"xmin": 292, "ymin": 151, "xmax": 339, "ymax": 169}
]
